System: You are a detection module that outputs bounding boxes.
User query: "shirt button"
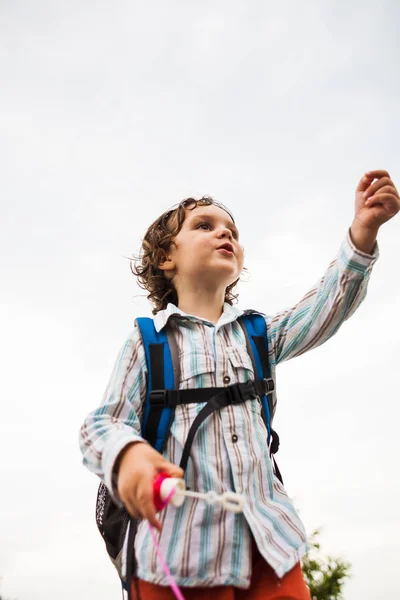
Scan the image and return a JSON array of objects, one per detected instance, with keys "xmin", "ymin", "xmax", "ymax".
[
  {"xmin": 232, "ymin": 434, "xmax": 238, "ymax": 443},
  {"xmin": 223, "ymin": 375, "xmax": 231, "ymax": 384}
]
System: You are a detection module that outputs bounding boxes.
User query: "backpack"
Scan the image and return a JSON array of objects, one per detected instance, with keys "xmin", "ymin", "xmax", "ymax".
[{"xmin": 95, "ymin": 312, "xmax": 281, "ymax": 597}]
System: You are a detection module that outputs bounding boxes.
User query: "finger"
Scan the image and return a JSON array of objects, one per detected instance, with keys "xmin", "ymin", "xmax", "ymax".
[
  {"xmin": 123, "ymin": 483, "xmax": 161, "ymax": 526},
  {"xmin": 363, "ymin": 178, "xmax": 394, "ymax": 199},
  {"xmin": 366, "ymin": 194, "xmax": 399, "ymax": 214},
  {"xmin": 366, "ymin": 186, "xmax": 398, "ymax": 203},
  {"xmin": 125, "ymin": 498, "xmax": 161, "ymax": 529},
  {"xmin": 157, "ymin": 459, "xmax": 184, "ymax": 479},
  {"xmin": 357, "ymin": 170, "xmax": 392, "ymax": 193},
  {"xmin": 135, "ymin": 475, "xmax": 163, "ymax": 530},
  {"xmin": 119, "ymin": 477, "xmax": 141, "ymax": 516},
  {"xmin": 365, "ymin": 169, "xmax": 390, "ymax": 180},
  {"xmin": 140, "ymin": 497, "xmax": 163, "ymax": 531},
  {"xmin": 356, "ymin": 172, "xmax": 376, "ymax": 193},
  {"xmin": 122, "ymin": 496, "xmax": 141, "ymax": 519},
  {"xmin": 365, "ymin": 190, "xmax": 398, "ymax": 204}
]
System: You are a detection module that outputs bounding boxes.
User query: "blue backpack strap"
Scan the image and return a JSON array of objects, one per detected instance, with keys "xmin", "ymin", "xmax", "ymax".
[
  {"xmin": 136, "ymin": 317, "xmax": 175, "ymax": 453},
  {"xmin": 239, "ymin": 313, "xmax": 283, "ymax": 484},
  {"xmin": 238, "ymin": 313, "xmax": 273, "ymax": 442},
  {"xmin": 124, "ymin": 318, "xmax": 176, "ymax": 600}
]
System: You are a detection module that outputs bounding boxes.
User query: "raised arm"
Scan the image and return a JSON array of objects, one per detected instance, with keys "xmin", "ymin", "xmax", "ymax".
[{"xmin": 268, "ymin": 170, "xmax": 399, "ymax": 365}]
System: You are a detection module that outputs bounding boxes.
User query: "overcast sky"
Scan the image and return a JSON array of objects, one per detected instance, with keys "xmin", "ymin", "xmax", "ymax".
[{"xmin": 1, "ymin": 2, "xmax": 399, "ymax": 599}]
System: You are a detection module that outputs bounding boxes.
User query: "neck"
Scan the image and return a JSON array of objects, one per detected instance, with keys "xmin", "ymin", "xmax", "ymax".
[{"xmin": 177, "ymin": 290, "xmax": 226, "ymax": 325}]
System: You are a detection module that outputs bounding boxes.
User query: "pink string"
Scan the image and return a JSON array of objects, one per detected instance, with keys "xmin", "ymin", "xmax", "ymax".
[{"xmin": 148, "ymin": 486, "xmax": 186, "ymax": 600}]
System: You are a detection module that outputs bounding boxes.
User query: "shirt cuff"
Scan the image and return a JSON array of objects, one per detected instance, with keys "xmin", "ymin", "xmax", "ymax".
[
  {"xmin": 102, "ymin": 429, "xmax": 146, "ymax": 504},
  {"xmin": 339, "ymin": 229, "xmax": 379, "ymax": 276}
]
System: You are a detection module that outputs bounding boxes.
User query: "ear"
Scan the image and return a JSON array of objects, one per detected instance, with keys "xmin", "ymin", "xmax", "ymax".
[{"xmin": 158, "ymin": 255, "xmax": 175, "ymax": 273}]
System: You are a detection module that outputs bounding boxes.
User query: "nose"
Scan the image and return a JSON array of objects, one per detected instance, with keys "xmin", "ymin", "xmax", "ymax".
[{"xmin": 217, "ymin": 226, "xmax": 233, "ymax": 240}]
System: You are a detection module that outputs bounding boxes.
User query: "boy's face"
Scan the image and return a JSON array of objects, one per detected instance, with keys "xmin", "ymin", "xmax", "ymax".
[{"xmin": 159, "ymin": 204, "xmax": 244, "ymax": 294}]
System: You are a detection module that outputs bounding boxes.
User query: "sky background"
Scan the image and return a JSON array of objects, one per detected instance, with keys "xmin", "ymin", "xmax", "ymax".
[{"xmin": 1, "ymin": 1, "xmax": 399, "ymax": 599}]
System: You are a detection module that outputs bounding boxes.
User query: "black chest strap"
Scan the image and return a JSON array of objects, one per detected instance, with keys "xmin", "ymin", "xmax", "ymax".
[{"xmin": 178, "ymin": 379, "xmax": 274, "ymax": 472}]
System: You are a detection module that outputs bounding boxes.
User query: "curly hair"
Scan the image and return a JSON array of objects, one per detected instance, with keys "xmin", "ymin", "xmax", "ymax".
[{"xmin": 131, "ymin": 196, "xmax": 243, "ymax": 315}]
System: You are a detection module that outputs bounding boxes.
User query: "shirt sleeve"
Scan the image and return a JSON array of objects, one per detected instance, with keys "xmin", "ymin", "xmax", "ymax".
[
  {"xmin": 78, "ymin": 324, "xmax": 148, "ymax": 502},
  {"xmin": 267, "ymin": 230, "xmax": 379, "ymax": 366}
]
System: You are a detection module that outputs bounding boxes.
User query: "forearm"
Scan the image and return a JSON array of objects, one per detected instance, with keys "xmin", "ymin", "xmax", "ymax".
[{"xmin": 269, "ymin": 231, "xmax": 379, "ymax": 364}]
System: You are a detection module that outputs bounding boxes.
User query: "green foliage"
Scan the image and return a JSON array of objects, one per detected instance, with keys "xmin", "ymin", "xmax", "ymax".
[{"xmin": 302, "ymin": 530, "xmax": 351, "ymax": 600}]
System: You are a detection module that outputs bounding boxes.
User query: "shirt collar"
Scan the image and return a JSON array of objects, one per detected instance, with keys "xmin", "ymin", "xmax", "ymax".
[{"xmin": 153, "ymin": 302, "xmax": 263, "ymax": 332}]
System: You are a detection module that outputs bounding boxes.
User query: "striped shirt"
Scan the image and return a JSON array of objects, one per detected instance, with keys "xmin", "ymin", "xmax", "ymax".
[{"xmin": 79, "ymin": 231, "xmax": 378, "ymax": 588}]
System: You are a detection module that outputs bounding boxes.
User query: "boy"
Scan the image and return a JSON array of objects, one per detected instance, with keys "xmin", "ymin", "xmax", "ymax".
[{"xmin": 80, "ymin": 170, "xmax": 399, "ymax": 599}]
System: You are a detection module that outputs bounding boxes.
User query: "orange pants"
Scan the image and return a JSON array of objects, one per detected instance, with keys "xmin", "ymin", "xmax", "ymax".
[{"xmin": 131, "ymin": 541, "xmax": 310, "ymax": 600}]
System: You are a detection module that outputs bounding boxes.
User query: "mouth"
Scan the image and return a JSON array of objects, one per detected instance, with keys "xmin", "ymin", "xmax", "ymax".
[{"xmin": 217, "ymin": 243, "xmax": 234, "ymax": 255}]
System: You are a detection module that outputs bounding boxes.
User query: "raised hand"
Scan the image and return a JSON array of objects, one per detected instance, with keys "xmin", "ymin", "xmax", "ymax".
[
  {"xmin": 355, "ymin": 170, "xmax": 399, "ymax": 230},
  {"xmin": 350, "ymin": 170, "xmax": 399, "ymax": 254}
]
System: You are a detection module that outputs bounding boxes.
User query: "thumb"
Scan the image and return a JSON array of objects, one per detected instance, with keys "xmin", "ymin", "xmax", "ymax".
[
  {"xmin": 158, "ymin": 458, "xmax": 184, "ymax": 479},
  {"xmin": 357, "ymin": 172, "xmax": 374, "ymax": 193}
]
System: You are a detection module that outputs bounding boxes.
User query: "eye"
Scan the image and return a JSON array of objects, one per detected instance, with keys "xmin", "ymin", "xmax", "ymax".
[
  {"xmin": 196, "ymin": 222, "xmax": 212, "ymax": 231},
  {"xmin": 196, "ymin": 221, "xmax": 239, "ymax": 240}
]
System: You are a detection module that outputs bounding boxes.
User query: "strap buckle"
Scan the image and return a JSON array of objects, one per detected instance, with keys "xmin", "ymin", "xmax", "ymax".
[
  {"xmin": 149, "ymin": 389, "xmax": 168, "ymax": 408},
  {"xmin": 227, "ymin": 380, "xmax": 256, "ymax": 405},
  {"xmin": 262, "ymin": 378, "xmax": 275, "ymax": 395}
]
